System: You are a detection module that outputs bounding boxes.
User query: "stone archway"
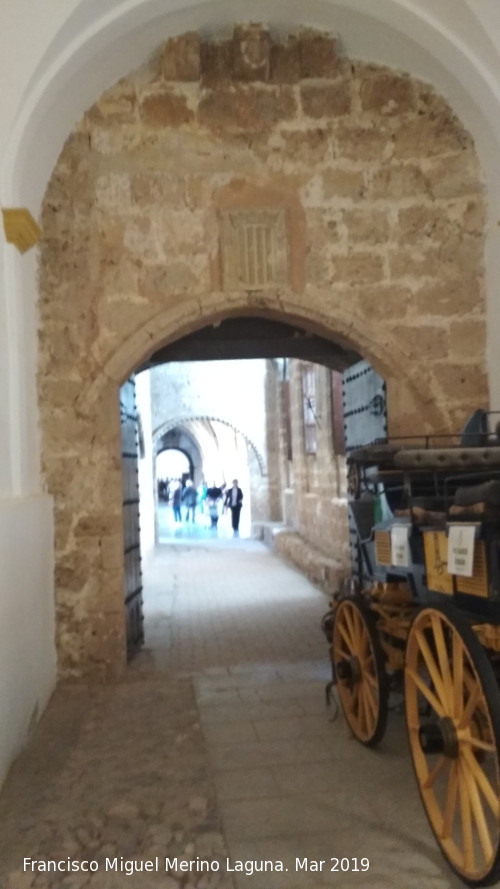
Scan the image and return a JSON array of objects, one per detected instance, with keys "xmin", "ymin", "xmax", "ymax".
[
  {"xmin": 38, "ymin": 25, "xmax": 488, "ymax": 679},
  {"xmin": 156, "ymin": 429, "xmax": 201, "ymax": 482},
  {"xmin": 154, "ymin": 415, "xmax": 267, "ymax": 479}
]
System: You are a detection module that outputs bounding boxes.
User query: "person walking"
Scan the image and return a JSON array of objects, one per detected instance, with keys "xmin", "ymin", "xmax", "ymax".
[
  {"xmin": 224, "ymin": 479, "xmax": 243, "ymax": 536},
  {"xmin": 172, "ymin": 480, "xmax": 182, "ymax": 523},
  {"xmin": 206, "ymin": 481, "xmax": 223, "ymax": 530},
  {"xmin": 197, "ymin": 479, "xmax": 207, "ymax": 516},
  {"xmin": 182, "ymin": 479, "xmax": 197, "ymax": 522}
]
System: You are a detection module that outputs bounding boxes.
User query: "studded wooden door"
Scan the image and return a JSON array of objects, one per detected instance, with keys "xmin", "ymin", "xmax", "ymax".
[
  {"xmin": 342, "ymin": 360, "xmax": 387, "ymax": 590},
  {"xmin": 120, "ymin": 376, "xmax": 144, "ymax": 658}
]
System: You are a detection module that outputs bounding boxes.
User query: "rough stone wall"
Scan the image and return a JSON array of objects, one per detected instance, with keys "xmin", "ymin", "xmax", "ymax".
[
  {"xmin": 287, "ymin": 361, "xmax": 349, "ymax": 564},
  {"xmin": 38, "ymin": 25, "xmax": 487, "ymax": 678}
]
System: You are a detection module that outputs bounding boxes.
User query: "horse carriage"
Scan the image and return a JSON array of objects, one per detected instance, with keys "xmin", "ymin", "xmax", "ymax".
[{"xmin": 325, "ymin": 410, "xmax": 500, "ymax": 885}]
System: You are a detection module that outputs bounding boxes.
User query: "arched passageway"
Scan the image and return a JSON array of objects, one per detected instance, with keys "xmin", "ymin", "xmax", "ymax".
[
  {"xmin": 37, "ymin": 25, "xmax": 488, "ymax": 679},
  {"xmin": 156, "ymin": 447, "xmax": 192, "ymax": 487}
]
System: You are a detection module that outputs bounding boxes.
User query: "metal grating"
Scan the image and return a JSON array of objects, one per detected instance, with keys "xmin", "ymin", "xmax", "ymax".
[{"xmin": 220, "ymin": 209, "xmax": 289, "ymax": 290}]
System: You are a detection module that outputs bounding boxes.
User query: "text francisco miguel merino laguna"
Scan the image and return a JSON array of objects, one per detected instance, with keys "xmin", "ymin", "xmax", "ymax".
[{"xmin": 24, "ymin": 856, "xmax": 370, "ymax": 876}]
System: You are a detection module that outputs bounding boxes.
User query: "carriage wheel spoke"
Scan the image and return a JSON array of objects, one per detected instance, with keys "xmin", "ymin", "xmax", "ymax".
[
  {"xmin": 356, "ymin": 685, "xmax": 367, "ymax": 731},
  {"xmin": 338, "ymin": 622, "xmax": 354, "ymax": 655},
  {"xmin": 459, "ymin": 684, "xmax": 482, "ymax": 731},
  {"xmin": 344, "ymin": 608, "xmax": 360, "ymax": 651},
  {"xmin": 466, "ymin": 736, "xmax": 496, "ymax": 754},
  {"xmin": 431, "ymin": 615, "xmax": 454, "ymax": 711},
  {"xmin": 406, "ymin": 667, "xmax": 445, "ymax": 718},
  {"xmin": 362, "ymin": 680, "xmax": 377, "ymax": 724},
  {"xmin": 414, "ymin": 629, "xmax": 449, "ymax": 713},
  {"xmin": 423, "ymin": 755, "xmax": 447, "ymax": 789},
  {"xmin": 458, "ymin": 760, "xmax": 475, "ymax": 872},
  {"xmin": 462, "ymin": 746, "xmax": 500, "ymax": 818},
  {"xmin": 364, "ymin": 670, "xmax": 378, "ymax": 690},
  {"xmin": 462, "ymin": 755, "xmax": 494, "ymax": 864},
  {"xmin": 452, "ymin": 633, "xmax": 464, "ymax": 719},
  {"xmin": 442, "ymin": 760, "xmax": 459, "ymax": 838}
]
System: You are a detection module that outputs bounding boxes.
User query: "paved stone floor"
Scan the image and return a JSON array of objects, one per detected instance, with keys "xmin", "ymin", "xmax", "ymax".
[{"xmin": 0, "ymin": 525, "xmax": 467, "ymax": 889}]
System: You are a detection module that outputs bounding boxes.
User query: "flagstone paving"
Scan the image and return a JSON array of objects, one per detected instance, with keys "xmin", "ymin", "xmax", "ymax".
[{"xmin": 0, "ymin": 532, "xmax": 463, "ymax": 889}]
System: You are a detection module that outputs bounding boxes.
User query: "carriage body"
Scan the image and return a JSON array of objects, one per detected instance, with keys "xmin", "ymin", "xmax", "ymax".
[
  {"xmin": 329, "ymin": 434, "xmax": 500, "ymax": 885},
  {"xmin": 348, "ymin": 441, "xmax": 500, "ymax": 617}
]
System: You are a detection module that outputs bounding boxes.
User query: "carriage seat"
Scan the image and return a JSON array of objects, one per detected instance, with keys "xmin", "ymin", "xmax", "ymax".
[{"xmin": 393, "ymin": 447, "xmax": 500, "ymax": 471}]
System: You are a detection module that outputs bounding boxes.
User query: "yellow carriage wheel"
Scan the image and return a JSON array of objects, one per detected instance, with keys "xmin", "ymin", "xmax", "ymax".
[
  {"xmin": 332, "ymin": 597, "xmax": 389, "ymax": 747},
  {"xmin": 405, "ymin": 605, "xmax": 500, "ymax": 886}
]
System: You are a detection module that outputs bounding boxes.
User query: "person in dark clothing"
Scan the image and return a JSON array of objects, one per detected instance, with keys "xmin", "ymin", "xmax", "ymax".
[
  {"xmin": 224, "ymin": 479, "xmax": 243, "ymax": 536},
  {"xmin": 172, "ymin": 480, "xmax": 182, "ymax": 522},
  {"xmin": 182, "ymin": 479, "xmax": 197, "ymax": 522},
  {"xmin": 206, "ymin": 482, "xmax": 223, "ymax": 529}
]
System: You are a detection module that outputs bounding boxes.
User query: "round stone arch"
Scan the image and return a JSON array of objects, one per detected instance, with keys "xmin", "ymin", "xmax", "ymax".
[
  {"xmin": 156, "ymin": 428, "xmax": 201, "ymax": 482},
  {"xmin": 154, "ymin": 414, "xmax": 269, "ymax": 531},
  {"xmin": 38, "ymin": 28, "xmax": 489, "ymax": 679},
  {"xmin": 154, "ymin": 415, "xmax": 267, "ymax": 479},
  {"xmin": 49, "ymin": 289, "xmax": 478, "ymax": 681}
]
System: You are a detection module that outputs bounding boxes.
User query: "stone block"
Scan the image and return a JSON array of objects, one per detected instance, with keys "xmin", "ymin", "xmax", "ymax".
[
  {"xmin": 360, "ymin": 72, "xmax": 415, "ymax": 115},
  {"xmin": 300, "ymin": 82, "xmax": 351, "ymax": 118},
  {"xmin": 55, "ymin": 550, "xmax": 98, "ymax": 593},
  {"xmin": 394, "ymin": 205, "xmax": 453, "ymax": 244},
  {"xmin": 232, "ymin": 24, "xmax": 271, "ymax": 81},
  {"xmin": 200, "ymin": 40, "xmax": 233, "ymax": 85},
  {"xmin": 322, "ymin": 168, "xmax": 365, "ymax": 201},
  {"xmin": 331, "ymin": 251, "xmax": 385, "ymax": 285},
  {"xmin": 389, "ymin": 324, "xmax": 449, "ymax": 360},
  {"xmin": 74, "ymin": 514, "xmax": 123, "ymax": 538},
  {"xmin": 438, "ymin": 234, "xmax": 483, "ymax": 274},
  {"xmin": 335, "ymin": 123, "xmax": 392, "ymax": 162},
  {"xmin": 356, "ymin": 284, "xmax": 411, "ymax": 322},
  {"xmin": 140, "ymin": 90, "xmax": 194, "ymax": 127},
  {"xmin": 393, "ymin": 115, "xmax": 470, "ymax": 159},
  {"xmin": 449, "ymin": 318, "xmax": 486, "ymax": 359},
  {"xmin": 161, "ymin": 32, "xmax": 200, "ymax": 81},
  {"xmin": 425, "ymin": 154, "xmax": 482, "ymax": 199},
  {"xmin": 297, "ymin": 30, "xmax": 338, "ymax": 79},
  {"xmin": 100, "ymin": 535, "xmax": 124, "ymax": 570},
  {"xmin": 198, "ymin": 85, "xmax": 296, "ymax": 132},
  {"xmin": 270, "ymin": 40, "xmax": 301, "ymax": 84},
  {"xmin": 138, "ymin": 261, "xmax": 203, "ymax": 298},
  {"xmin": 343, "ymin": 208, "xmax": 389, "ymax": 244},
  {"xmin": 389, "ymin": 247, "xmax": 442, "ymax": 279},
  {"xmin": 279, "ymin": 127, "xmax": 332, "ymax": 163},
  {"xmin": 462, "ymin": 199, "xmax": 486, "ymax": 235},
  {"xmin": 415, "ymin": 276, "xmax": 482, "ymax": 317},
  {"xmin": 433, "ymin": 364, "xmax": 488, "ymax": 405},
  {"xmin": 369, "ymin": 164, "xmax": 430, "ymax": 199},
  {"xmin": 86, "ymin": 82, "xmax": 137, "ymax": 125}
]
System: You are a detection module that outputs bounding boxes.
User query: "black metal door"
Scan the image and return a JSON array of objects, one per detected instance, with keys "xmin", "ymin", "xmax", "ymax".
[
  {"xmin": 343, "ymin": 360, "xmax": 387, "ymax": 590},
  {"xmin": 120, "ymin": 376, "xmax": 144, "ymax": 658}
]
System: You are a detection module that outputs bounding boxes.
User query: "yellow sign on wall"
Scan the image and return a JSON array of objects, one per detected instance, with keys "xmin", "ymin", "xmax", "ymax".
[{"xmin": 2, "ymin": 208, "xmax": 41, "ymax": 253}]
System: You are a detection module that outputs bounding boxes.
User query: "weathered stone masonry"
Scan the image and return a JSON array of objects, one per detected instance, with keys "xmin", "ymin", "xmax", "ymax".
[{"xmin": 38, "ymin": 25, "xmax": 487, "ymax": 678}]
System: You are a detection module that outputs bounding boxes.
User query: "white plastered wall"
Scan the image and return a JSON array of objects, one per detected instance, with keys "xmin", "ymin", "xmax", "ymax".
[{"xmin": 1, "ymin": 0, "xmax": 500, "ymax": 785}]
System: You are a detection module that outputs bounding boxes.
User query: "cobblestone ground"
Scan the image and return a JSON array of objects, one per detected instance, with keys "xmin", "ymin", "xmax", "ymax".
[
  {"xmin": 0, "ymin": 672, "xmax": 232, "ymax": 889},
  {"xmin": 0, "ymin": 533, "xmax": 465, "ymax": 889}
]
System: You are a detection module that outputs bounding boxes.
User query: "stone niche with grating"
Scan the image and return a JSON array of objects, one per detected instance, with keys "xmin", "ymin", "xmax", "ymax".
[{"xmin": 220, "ymin": 208, "xmax": 289, "ymax": 290}]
